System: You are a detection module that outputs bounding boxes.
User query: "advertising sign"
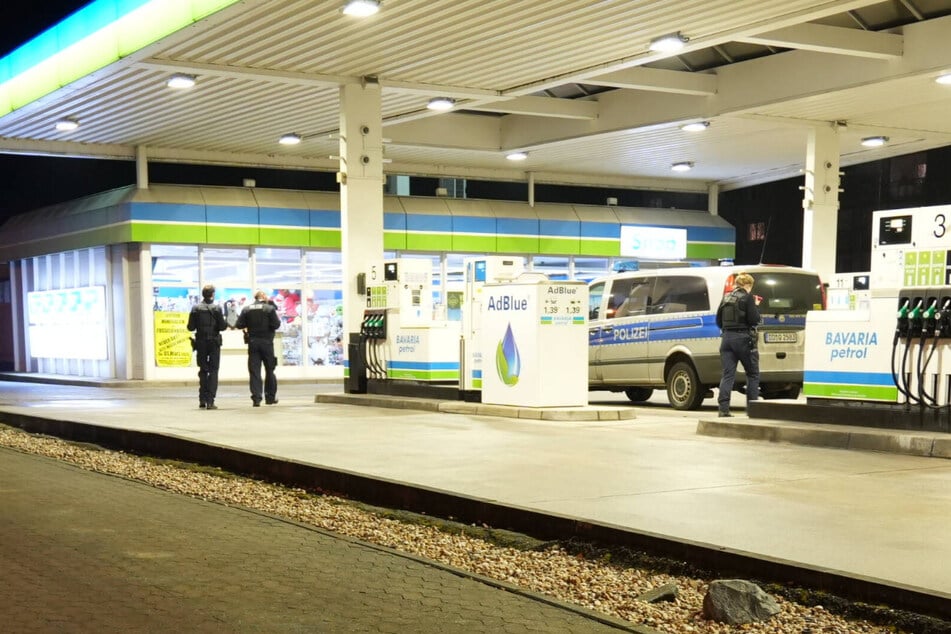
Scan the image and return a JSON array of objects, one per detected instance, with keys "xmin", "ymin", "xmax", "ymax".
[
  {"xmin": 154, "ymin": 311, "xmax": 192, "ymax": 367},
  {"xmin": 27, "ymin": 286, "xmax": 108, "ymax": 360},
  {"xmin": 619, "ymin": 226, "xmax": 687, "ymax": 260}
]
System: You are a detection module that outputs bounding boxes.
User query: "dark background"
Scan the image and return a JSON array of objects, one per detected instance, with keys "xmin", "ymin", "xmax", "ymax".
[{"xmin": 4, "ymin": 3, "xmax": 951, "ymax": 274}]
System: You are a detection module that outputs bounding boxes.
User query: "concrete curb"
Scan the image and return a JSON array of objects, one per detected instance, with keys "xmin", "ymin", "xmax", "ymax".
[
  {"xmin": 697, "ymin": 418, "xmax": 951, "ymax": 459},
  {"xmin": 317, "ymin": 393, "xmax": 638, "ymax": 421}
]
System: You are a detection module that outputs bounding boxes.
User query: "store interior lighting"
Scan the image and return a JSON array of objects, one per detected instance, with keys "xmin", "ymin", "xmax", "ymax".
[
  {"xmin": 506, "ymin": 151, "xmax": 528, "ymax": 161},
  {"xmin": 279, "ymin": 133, "xmax": 302, "ymax": 145},
  {"xmin": 427, "ymin": 97, "xmax": 455, "ymax": 111},
  {"xmin": 670, "ymin": 161, "xmax": 694, "ymax": 172},
  {"xmin": 166, "ymin": 73, "xmax": 196, "ymax": 89},
  {"xmin": 649, "ymin": 32, "xmax": 688, "ymax": 53},
  {"xmin": 860, "ymin": 136, "xmax": 888, "ymax": 147},
  {"xmin": 342, "ymin": 0, "xmax": 380, "ymax": 17}
]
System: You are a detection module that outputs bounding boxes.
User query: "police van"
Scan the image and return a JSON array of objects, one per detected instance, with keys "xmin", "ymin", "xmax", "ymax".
[{"xmin": 587, "ymin": 265, "xmax": 825, "ymax": 410}]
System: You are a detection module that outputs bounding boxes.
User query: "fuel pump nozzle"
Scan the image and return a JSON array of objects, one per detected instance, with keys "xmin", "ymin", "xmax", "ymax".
[
  {"xmin": 908, "ymin": 298, "xmax": 924, "ymax": 338},
  {"xmin": 923, "ymin": 298, "xmax": 939, "ymax": 338},
  {"xmin": 896, "ymin": 297, "xmax": 911, "ymax": 338}
]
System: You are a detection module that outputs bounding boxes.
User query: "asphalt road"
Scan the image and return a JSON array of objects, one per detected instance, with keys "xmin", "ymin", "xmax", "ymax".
[{"xmin": 0, "ymin": 446, "xmax": 635, "ymax": 633}]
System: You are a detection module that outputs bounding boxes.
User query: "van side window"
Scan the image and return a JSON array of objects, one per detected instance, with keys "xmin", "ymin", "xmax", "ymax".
[
  {"xmin": 609, "ymin": 278, "xmax": 652, "ymax": 319},
  {"xmin": 588, "ymin": 282, "xmax": 605, "ymax": 320},
  {"xmin": 650, "ymin": 276, "xmax": 709, "ymax": 314}
]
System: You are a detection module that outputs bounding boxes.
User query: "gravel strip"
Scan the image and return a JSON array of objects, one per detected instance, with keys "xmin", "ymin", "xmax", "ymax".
[{"xmin": 0, "ymin": 425, "xmax": 915, "ymax": 633}]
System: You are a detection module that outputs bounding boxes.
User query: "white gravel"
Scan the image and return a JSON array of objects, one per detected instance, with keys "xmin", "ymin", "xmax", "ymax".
[{"xmin": 0, "ymin": 425, "xmax": 902, "ymax": 633}]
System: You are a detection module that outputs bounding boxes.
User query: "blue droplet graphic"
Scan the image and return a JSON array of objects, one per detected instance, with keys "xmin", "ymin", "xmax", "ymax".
[{"xmin": 495, "ymin": 323, "xmax": 521, "ymax": 386}]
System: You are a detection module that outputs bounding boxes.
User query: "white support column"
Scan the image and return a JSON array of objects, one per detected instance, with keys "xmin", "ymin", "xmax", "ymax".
[
  {"xmin": 135, "ymin": 145, "xmax": 149, "ymax": 189},
  {"xmin": 707, "ymin": 182, "xmax": 720, "ymax": 216},
  {"xmin": 339, "ymin": 81, "xmax": 385, "ymax": 341},
  {"xmin": 801, "ymin": 125, "xmax": 840, "ymax": 280},
  {"xmin": 527, "ymin": 171, "xmax": 535, "ymax": 207}
]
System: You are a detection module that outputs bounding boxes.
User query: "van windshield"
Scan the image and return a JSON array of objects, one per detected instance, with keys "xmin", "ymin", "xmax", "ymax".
[{"xmin": 754, "ymin": 272, "xmax": 824, "ymax": 314}]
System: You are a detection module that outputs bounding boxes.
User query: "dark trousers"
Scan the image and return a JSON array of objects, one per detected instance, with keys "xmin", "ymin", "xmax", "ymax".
[
  {"xmin": 717, "ymin": 330, "xmax": 760, "ymax": 412},
  {"xmin": 248, "ymin": 337, "xmax": 277, "ymax": 403},
  {"xmin": 195, "ymin": 340, "xmax": 221, "ymax": 406}
]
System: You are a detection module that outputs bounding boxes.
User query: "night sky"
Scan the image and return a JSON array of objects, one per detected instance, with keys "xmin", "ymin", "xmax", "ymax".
[{"xmin": 0, "ymin": 1, "xmax": 127, "ymax": 222}]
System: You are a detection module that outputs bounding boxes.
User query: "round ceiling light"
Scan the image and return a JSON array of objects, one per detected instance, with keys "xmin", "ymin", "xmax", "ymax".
[
  {"xmin": 342, "ymin": 0, "xmax": 380, "ymax": 17},
  {"xmin": 55, "ymin": 117, "xmax": 79, "ymax": 132},
  {"xmin": 166, "ymin": 74, "xmax": 196, "ymax": 89},
  {"xmin": 680, "ymin": 121, "xmax": 710, "ymax": 132},
  {"xmin": 279, "ymin": 133, "xmax": 302, "ymax": 145},
  {"xmin": 506, "ymin": 151, "xmax": 528, "ymax": 161},
  {"xmin": 671, "ymin": 161, "xmax": 694, "ymax": 172},
  {"xmin": 860, "ymin": 136, "xmax": 888, "ymax": 147},
  {"xmin": 427, "ymin": 97, "xmax": 455, "ymax": 111}
]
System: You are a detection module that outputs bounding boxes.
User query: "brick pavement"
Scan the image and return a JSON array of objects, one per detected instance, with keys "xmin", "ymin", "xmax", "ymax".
[{"xmin": 0, "ymin": 447, "xmax": 639, "ymax": 633}]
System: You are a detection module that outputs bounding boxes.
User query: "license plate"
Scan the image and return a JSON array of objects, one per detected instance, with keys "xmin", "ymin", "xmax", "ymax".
[{"xmin": 764, "ymin": 331, "xmax": 798, "ymax": 344}]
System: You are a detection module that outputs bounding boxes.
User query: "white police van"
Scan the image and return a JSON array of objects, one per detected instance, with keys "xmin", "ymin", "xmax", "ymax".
[{"xmin": 587, "ymin": 265, "xmax": 825, "ymax": 410}]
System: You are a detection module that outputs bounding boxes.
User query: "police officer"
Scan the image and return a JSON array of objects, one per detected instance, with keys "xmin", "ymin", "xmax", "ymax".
[
  {"xmin": 235, "ymin": 289, "xmax": 281, "ymax": 407},
  {"xmin": 715, "ymin": 272, "xmax": 761, "ymax": 417},
  {"xmin": 187, "ymin": 284, "xmax": 227, "ymax": 410}
]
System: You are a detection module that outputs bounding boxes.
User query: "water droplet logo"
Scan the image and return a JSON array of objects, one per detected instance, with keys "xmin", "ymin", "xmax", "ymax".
[{"xmin": 495, "ymin": 323, "xmax": 521, "ymax": 386}]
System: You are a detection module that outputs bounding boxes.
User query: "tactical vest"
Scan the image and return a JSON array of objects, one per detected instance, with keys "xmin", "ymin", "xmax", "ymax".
[
  {"xmin": 719, "ymin": 289, "xmax": 748, "ymax": 329},
  {"xmin": 195, "ymin": 303, "xmax": 219, "ymax": 339}
]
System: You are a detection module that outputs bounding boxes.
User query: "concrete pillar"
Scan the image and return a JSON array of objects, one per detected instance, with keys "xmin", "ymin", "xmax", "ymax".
[
  {"xmin": 135, "ymin": 145, "xmax": 148, "ymax": 189},
  {"xmin": 707, "ymin": 182, "xmax": 719, "ymax": 216},
  {"xmin": 801, "ymin": 125, "xmax": 840, "ymax": 280},
  {"xmin": 339, "ymin": 81, "xmax": 384, "ymax": 340}
]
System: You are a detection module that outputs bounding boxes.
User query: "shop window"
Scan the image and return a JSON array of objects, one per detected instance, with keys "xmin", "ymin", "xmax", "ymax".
[
  {"xmin": 532, "ymin": 256, "xmax": 569, "ymax": 281},
  {"xmin": 574, "ymin": 257, "xmax": 610, "ymax": 282},
  {"xmin": 151, "ymin": 245, "xmax": 200, "ymax": 368},
  {"xmin": 303, "ymin": 251, "xmax": 344, "ymax": 367}
]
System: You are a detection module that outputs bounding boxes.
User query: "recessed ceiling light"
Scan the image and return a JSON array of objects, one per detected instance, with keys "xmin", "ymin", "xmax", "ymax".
[
  {"xmin": 166, "ymin": 73, "xmax": 196, "ymax": 89},
  {"xmin": 54, "ymin": 117, "xmax": 79, "ymax": 132},
  {"xmin": 427, "ymin": 97, "xmax": 455, "ymax": 111},
  {"xmin": 680, "ymin": 121, "xmax": 709, "ymax": 132},
  {"xmin": 671, "ymin": 161, "xmax": 694, "ymax": 172},
  {"xmin": 342, "ymin": 0, "xmax": 380, "ymax": 17},
  {"xmin": 935, "ymin": 73, "xmax": 951, "ymax": 85},
  {"xmin": 861, "ymin": 136, "xmax": 888, "ymax": 147},
  {"xmin": 506, "ymin": 151, "xmax": 528, "ymax": 161},
  {"xmin": 279, "ymin": 133, "xmax": 302, "ymax": 145},
  {"xmin": 649, "ymin": 32, "xmax": 689, "ymax": 53}
]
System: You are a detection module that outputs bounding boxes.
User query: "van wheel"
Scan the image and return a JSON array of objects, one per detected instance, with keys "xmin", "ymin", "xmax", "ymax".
[
  {"xmin": 666, "ymin": 361, "xmax": 705, "ymax": 410},
  {"xmin": 624, "ymin": 387, "xmax": 653, "ymax": 403}
]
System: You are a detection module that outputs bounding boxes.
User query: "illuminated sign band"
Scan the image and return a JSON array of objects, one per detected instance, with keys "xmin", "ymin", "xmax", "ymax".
[{"xmin": 620, "ymin": 226, "xmax": 687, "ymax": 260}]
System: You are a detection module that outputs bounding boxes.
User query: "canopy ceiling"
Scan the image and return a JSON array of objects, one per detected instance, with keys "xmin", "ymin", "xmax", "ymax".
[{"xmin": 1, "ymin": 0, "xmax": 950, "ymax": 193}]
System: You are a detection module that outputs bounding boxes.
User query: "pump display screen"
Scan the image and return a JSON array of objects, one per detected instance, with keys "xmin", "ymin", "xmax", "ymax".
[{"xmin": 879, "ymin": 215, "xmax": 912, "ymax": 245}]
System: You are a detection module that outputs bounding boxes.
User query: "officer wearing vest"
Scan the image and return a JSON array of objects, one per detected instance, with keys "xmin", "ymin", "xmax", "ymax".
[
  {"xmin": 187, "ymin": 284, "xmax": 227, "ymax": 410},
  {"xmin": 235, "ymin": 289, "xmax": 282, "ymax": 407},
  {"xmin": 715, "ymin": 272, "xmax": 761, "ymax": 417}
]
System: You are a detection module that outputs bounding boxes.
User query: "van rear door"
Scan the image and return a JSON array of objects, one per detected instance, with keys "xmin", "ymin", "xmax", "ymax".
[{"xmin": 752, "ymin": 269, "xmax": 825, "ymax": 390}]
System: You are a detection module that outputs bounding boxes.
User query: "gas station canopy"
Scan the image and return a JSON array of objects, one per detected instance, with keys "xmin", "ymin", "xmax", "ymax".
[{"xmin": 1, "ymin": 0, "xmax": 951, "ymax": 192}]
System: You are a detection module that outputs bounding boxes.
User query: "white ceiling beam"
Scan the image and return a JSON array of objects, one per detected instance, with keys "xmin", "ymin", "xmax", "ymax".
[
  {"xmin": 508, "ymin": 0, "xmax": 887, "ymax": 95},
  {"xmin": 498, "ymin": 13, "xmax": 951, "ymax": 150},
  {"xmin": 137, "ymin": 59, "xmax": 501, "ymax": 99},
  {"xmin": 583, "ymin": 67, "xmax": 717, "ymax": 96},
  {"xmin": 382, "ymin": 113, "xmax": 502, "ymax": 151},
  {"xmin": 737, "ymin": 23, "xmax": 902, "ymax": 59},
  {"xmin": 463, "ymin": 96, "xmax": 599, "ymax": 120}
]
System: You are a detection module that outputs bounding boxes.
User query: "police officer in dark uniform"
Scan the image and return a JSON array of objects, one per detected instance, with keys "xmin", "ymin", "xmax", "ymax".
[
  {"xmin": 187, "ymin": 284, "xmax": 227, "ymax": 410},
  {"xmin": 235, "ymin": 289, "xmax": 282, "ymax": 406},
  {"xmin": 715, "ymin": 272, "xmax": 761, "ymax": 417}
]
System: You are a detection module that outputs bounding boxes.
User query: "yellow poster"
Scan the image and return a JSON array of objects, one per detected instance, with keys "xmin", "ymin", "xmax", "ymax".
[{"xmin": 154, "ymin": 311, "xmax": 192, "ymax": 367}]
